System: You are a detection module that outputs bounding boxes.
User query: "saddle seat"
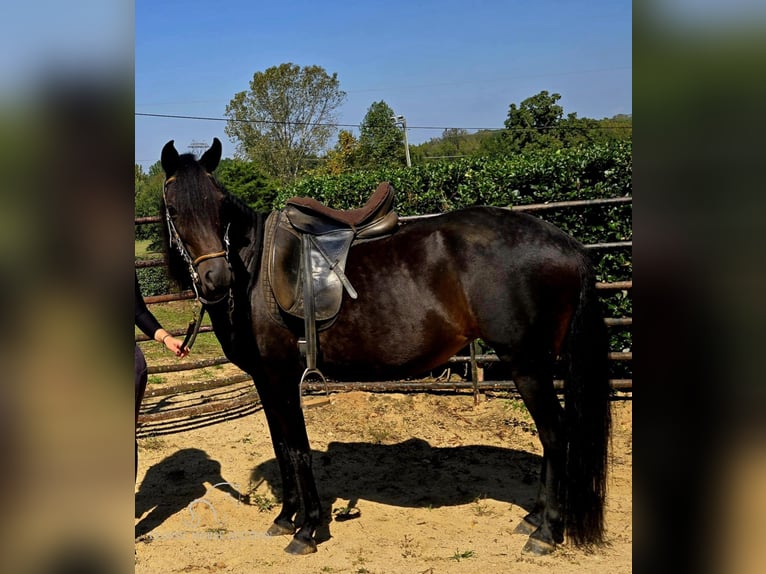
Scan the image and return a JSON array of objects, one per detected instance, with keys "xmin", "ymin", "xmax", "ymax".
[
  {"xmin": 283, "ymin": 182, "xmax": 397, "ymax": 237},
  {"xmin": 266, "ymin": 182, "xmax": 399, "ymax": 326}
]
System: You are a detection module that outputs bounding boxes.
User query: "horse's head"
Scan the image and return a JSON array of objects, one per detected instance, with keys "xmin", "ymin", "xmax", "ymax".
[{"xmin": 160, "ymin": 138, "xmax": 233, "ymax": 304}]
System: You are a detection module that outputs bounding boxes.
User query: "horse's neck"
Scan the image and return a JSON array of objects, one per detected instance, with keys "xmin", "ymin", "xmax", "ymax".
[
  {"xmin": 206, "ymin": 215, "xmax": 264, "ymax": 371},
  {"xmin": 240, "ymin": 211, "xmax": 266, "ymax": 289}
]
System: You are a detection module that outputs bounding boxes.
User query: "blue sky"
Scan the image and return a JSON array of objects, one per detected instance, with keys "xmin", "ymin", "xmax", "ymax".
[{"xmin": 135, "ymin": 0, "xmax": 632, "ymax": 170}]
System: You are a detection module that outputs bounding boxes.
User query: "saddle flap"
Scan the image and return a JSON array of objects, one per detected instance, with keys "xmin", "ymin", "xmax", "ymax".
[
  {"xmin": 269, "ymin": 211, "xmax": 355, "ymax": 322},
  {"xmin": 269, "ymin": 214, "xmax": 301, "ymax": 313}
]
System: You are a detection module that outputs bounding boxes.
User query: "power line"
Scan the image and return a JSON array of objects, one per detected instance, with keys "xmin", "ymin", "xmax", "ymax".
[
  {"xmin": 135, "ymin": 111, "xmax": 468, "ymax": 131},
  {"xmin": 135, "ymin": 112, "xmax": 631, "ymax": 133}
]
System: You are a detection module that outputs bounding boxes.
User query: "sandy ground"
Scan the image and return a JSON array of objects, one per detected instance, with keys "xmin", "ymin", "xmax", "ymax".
[{"xmin": 135, "ymin": 389, "xmax": 632, "ymax": 573}]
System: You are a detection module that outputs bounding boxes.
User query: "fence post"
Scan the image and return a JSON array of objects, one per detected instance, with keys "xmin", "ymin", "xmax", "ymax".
[{"xmin": 470, "ymin": 341, "xmax": 481, "ymax": 405}]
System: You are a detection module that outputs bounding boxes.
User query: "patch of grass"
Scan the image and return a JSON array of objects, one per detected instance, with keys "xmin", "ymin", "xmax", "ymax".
[
  {"xmin": 248, "ymin": 493, "xmax": 276, "ymax": 512},
  {"xmin": 366, "ymin": 426, "xmax": 393, "ymax": 444},
  {"xmin": 352, "ymin": 548, "xmax": 369, "ymax": 568},
  {"xmin": 472, "ymin": 494, "xmax": 495, "ymax": 517},
  {"xmin": 334, "ymin": 505, "xmax": 353, "ymax": 516},
  {"xmin": 147, "ymin": 374, "xmax": 164, "ymax": 385},
  {"xmin": 134, "ymin": 239, "xmax": 153, "ymax": 258},
  {"xmin": 451, "ymin": 549, "xmax": 476, "ymax": 561},
  {"xmin": 400, "ymin": 534, "xmax": 420, "ymax": 558},
  {"xmin": 504, "ymin": 399, "xmax": 531, "ymax": 418},
  {"xmin": 138, "ymin": 437, "xmax": 167, "ymax": 451},
  {"xmin": 204, "ymin": 526, "xmax": 229, "ymax": 538}
]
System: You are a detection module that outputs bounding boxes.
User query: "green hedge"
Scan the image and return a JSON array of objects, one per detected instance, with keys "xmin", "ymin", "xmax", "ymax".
[
  {"xmin": 136, "ymin": 265, "xmax": 171, "ymax": 298},
  {"xmin": 278, "ymin": 141, "xmax": 631, "ymax": 212},
  {"xmin": 278, "ymin": 141, "xmax": 632, "ymax": 283}
]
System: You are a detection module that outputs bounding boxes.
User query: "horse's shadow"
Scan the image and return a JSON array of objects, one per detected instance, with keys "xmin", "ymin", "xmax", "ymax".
[
  {"xmin": 251, "ymin": 437, "xmax": 542, "ymax": 543},
  {"xmin": 135, "ymin": 448, "xmax": 245, "ymax": 538}
]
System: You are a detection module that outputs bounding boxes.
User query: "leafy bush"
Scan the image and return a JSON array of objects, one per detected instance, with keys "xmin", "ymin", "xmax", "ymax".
[
  {"xmin": 277, "ymin": 141, "xmax": 631, "ymax": 215},
  {"xmin": 136, "ymin": 266, "xmax": 171, "ymax": 298}
]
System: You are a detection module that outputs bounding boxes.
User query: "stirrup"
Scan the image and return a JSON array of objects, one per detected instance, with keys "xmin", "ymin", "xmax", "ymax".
[
  {"xmin": 298, "ymin": 363, "xmax": 327, "ymax": 386},
  {"xmin": 298, "ymin": 360, "xmax": 329, "ymax": 409}
]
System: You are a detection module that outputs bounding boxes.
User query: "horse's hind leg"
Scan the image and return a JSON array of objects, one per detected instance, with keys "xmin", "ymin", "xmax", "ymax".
[
  {"xmin": 513, "ymin": 459, "xmax": 547, "ymax": 535},
  {"xmin": 510, "ymin": 364, "xmax": 566, "ymax": 555}
]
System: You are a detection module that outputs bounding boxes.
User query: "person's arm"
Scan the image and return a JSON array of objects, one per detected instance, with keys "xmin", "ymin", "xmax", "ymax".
[{"xmin": 135, "ymin": 273, "xmax": 189, "ymax": 357}]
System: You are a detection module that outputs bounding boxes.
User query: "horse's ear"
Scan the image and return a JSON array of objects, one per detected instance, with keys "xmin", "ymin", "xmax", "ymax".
[
  {"xmin": 199, "ymin": 138, "xmax": 222, "ymax": 173},
  {"xmin": 161, "ymin": 140, "xmax": 179, "ymax": 177}
]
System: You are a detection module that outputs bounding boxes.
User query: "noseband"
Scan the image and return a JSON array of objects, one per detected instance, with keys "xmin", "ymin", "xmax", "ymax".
[{"xmin": 163, "ymin": 175, "xmax": 231, "ymax": 306}]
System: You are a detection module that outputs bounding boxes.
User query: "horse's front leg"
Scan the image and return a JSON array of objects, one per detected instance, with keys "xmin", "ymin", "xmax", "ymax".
[
  {"xmin": 264, "ymin": 438, "xmax": 300, "ymax": 537},
  {"xmin": 256, "ymin": 377, "xmax": 321, "ymax": 554}
]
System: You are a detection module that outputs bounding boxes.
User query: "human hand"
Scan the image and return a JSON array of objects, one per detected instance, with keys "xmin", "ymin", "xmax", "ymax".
[{"xmin": 162, "ymin": 335, "xmax": 190, "ymax": 358}]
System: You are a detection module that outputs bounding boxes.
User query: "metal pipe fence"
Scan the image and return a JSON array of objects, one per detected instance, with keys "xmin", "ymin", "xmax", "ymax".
[{"xmin": 136, "ymin": 195, "xmax": 632, "ymax": 423}]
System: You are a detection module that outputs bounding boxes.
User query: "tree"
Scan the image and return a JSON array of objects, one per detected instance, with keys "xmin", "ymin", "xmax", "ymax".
[
  {"xmin": 319, "ymin": 130, "xmax": 359, "ymax": 175},
  {"xmin": 356, "ymin": 101, "xmax": 406, "ymax": 169},
  {"xmin": 502, "ymin": 90, "xmax": 565, "ymax": 152},
  {"xmin": 559, "ymin": 113, "xmax": 602, "ymax": 148},
  {"xmin": 224, "ymin": 63, "xmax": 346, "ymax": 184},
  {"xmin": 593, "ymin": 114, "xmax": 632, "ymax": 142},
  {"xmin": 215, "ymin": 158, "xmax": 277, "ymax": 212},
  {"xmin": 134, "ymin": 161, "xmax": 165, "ymax": 242}
]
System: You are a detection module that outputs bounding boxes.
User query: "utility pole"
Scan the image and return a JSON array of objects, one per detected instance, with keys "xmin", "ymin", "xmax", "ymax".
[{"xmin": 391, "ymin": 114, "xmax": 411, "ymax": 167}]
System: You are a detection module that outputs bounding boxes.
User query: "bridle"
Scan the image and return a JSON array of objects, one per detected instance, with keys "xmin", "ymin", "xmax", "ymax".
[{"xmin": 163, "ymin": 174, "xmax": 233, "ymax": 348}]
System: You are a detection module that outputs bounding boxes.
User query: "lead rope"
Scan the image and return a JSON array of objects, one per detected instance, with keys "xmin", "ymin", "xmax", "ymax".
[{"xmin": 180, "ymin": 305, "xmax": 206, "ymax": 352}]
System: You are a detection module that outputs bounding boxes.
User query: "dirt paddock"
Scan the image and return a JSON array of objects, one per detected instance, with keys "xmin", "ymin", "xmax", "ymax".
[{"xmin": 135, "ymin": 390, "xmax": 632, "ymax": 573}]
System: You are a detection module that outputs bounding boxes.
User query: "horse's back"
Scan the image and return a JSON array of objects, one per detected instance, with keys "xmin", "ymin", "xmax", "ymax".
[
  {"xmin": 313, "ymin": 205, "xmax": 587, "ymax": 378},
  {"xmin": 345, "ymin": 205, "xmax": 585, "ymax": 293},
  {"xmin": 375, "ymin": 206, "xmax": 585, "ymax": 278}
]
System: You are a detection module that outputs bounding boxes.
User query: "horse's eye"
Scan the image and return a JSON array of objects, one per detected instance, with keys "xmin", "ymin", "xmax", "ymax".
[{"xmin": 167, "ymin": 205, "xmax": 178, "ymax": 218}]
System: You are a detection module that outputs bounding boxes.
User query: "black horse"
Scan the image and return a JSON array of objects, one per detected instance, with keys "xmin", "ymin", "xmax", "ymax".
[{"xmin": 159, "ymin": 138, "xmax": 611, "ymax": 556}]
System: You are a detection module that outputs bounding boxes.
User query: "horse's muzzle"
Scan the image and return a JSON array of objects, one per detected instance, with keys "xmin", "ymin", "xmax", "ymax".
[{"xmin": 198, "ymin": 258, "xmax": 232, "ymax": 303}]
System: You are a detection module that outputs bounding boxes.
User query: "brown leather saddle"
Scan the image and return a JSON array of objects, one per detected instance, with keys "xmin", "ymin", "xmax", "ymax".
[{"xmin": 263, "ymin": 182, "xmax": 399, "ymax": 383}]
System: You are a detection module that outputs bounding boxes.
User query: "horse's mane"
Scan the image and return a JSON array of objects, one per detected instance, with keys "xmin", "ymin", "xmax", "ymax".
[
  {"xmin": 161, "ymin": 157, "xmax": 265, "ymax": 292},
  {"xmin": 172, "ymin": 153, "xmax": 222, "ymax": 228},
  {"xmin": 223, "ymin": 192, "xmax": 267, "ymax": 297}
]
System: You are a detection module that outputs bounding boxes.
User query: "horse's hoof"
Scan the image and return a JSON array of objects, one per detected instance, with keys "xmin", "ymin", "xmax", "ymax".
[
  {"xmin": 284, "ymin": 536, "xmax": 317, "ymax": 555},
  {"xmin": 267, "ymin": 522, "xmax": 295, "ymax": 536},
  {"xmin": 522, "ymin": 537, "xmax": 556, "ymax": 556},
  {"xmin": 513, "ymin": 518, "xmax": 537, "ymax": 535}
]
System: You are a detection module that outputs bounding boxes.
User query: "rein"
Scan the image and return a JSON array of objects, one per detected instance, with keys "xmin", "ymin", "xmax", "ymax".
[{"xmin": 163, "ymin": 174, "xmax": 233, "ymax": 349}]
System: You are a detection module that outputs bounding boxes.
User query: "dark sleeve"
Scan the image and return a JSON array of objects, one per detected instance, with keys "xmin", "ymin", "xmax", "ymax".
[{"xmin": 135, "ymin": 272, "xmax": 162, "ymax": 339}]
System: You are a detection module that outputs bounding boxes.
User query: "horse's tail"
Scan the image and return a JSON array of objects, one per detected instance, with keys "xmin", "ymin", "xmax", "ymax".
[{"xmin": 562, "ymin": 255, "xmax": 612, "ymax": 547}]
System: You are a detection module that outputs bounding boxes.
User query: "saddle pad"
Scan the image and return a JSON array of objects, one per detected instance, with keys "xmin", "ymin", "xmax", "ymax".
[{"xmin": 260, "ymin": 212, "xmax": 288, "ymax": 328}]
